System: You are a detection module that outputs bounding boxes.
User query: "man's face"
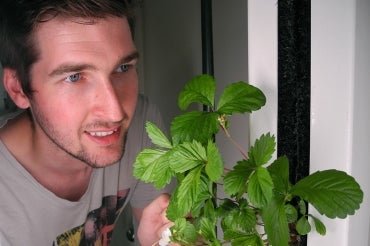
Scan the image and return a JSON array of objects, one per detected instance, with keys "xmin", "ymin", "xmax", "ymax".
[{"xmin": 28, "ymin": 16, "xmax": 139, "ymax": 168}]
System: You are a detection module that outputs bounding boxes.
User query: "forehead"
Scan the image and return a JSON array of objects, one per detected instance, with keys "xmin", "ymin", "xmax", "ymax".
[{"xmin": 31, "ymin": 16, "xmax": 135, "ymax": 71}]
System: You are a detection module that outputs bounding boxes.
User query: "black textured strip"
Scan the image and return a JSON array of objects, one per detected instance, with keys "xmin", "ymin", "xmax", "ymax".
[
  {"xmin": 277, "ymin": 3, "xmax": 310, "ymax": 245},
  {"xmin": 278, "ymin": 0, "xmax": 311, "ymax": 184}
]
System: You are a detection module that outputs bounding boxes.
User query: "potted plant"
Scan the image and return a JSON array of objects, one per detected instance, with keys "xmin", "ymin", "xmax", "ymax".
[{"xmin": 133, "ymin": 74, "xmax": 363, "ymax": 246}]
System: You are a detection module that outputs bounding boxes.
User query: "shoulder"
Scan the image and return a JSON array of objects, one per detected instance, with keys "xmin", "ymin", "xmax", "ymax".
[
  {"xmin": 134, "ymin": 94, "xmax": 161, "ymax": 119},
  {"xmin": 125, "ymin": 94, "xmax": 165, "ymax": 152},
  {"xmin": 130, "ymin": 94, "xmax": 164, "ymax": 129},
  {"xmin": 0, "ymin": 110, "xmax": 23, "ymax": 128}
]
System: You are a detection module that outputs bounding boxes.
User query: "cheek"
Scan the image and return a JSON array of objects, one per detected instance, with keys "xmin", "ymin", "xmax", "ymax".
[
  {"xmin": 114, "ymin": 75, "xmax": 139, "ymax": 113},
  {"xmin": 31, "ymin": 91, "xmax": 83, "ymax": 126},
  {"xmin": 120, "ymin": 84, "xmax": 138, "ymax": 119}
]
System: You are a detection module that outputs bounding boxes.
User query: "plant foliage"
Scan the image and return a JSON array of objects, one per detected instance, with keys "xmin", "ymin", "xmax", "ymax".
[{"xmin": 133, "ymin": 74, "xmax": 363, "ymax": 245}]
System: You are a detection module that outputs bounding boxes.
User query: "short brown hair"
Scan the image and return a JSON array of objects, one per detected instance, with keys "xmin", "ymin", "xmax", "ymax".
[{"xmin": 0, "ymin": 0, "xmax": 135, "ymax": 97}]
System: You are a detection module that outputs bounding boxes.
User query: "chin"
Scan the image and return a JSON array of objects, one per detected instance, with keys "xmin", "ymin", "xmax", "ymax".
[
  {"xmin": 99, "ymin": 152, "xmax": 123, "ymax": 167},
  {"xmin": 87, "ymin": 158, "xmax": 120, "ymax": 168},
  {"xmin": 77, "ymin": 140, "xmax": 126, "ymax": 168},
  {"xmin": 78, "ymin": 149, "xmax": 124, "ymax": 168}
]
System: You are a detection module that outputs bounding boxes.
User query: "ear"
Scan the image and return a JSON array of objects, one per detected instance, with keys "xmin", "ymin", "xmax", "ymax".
[{"xmin": 2, "ymin": 68, "xmax": 30, "ymax": 109}]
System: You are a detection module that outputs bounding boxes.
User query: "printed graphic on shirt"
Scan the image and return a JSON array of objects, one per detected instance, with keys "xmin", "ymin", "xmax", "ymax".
[{"xmin": 54, "ymin": 189, "xmax": 129, "ymax": 246}]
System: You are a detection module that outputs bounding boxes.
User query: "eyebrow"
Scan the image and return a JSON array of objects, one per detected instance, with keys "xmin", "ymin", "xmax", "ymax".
[
  {"xmin": 48, "ymin": 63, "xmax": 95, "ymax": 77},
  {"xmin": 48, "ymin": 51, "xmax": 140, "ymax": 77},
  {"xmin": 113, "ymin": 50, "xmax": 140, "ymax": 69}
]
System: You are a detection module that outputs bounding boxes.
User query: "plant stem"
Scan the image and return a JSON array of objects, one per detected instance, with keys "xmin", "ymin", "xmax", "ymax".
[{"xmin": 220, "ymin": 123, "xmax": 249, "ymax": 159}]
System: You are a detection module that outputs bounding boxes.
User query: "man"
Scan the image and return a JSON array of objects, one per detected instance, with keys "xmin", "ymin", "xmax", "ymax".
[{"xmin": 0, "ymin": 1, "xmax": 173, "ymax": 245}]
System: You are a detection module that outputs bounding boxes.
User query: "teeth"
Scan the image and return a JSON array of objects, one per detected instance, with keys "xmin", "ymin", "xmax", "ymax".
[{"xmin": 89, "ymin": 130, "xmax": 115, "ymax": 137}]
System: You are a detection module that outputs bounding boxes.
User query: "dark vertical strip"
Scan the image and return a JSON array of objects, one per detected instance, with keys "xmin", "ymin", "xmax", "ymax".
[
  {"xmin": 201, "ymin": 2, "xmax": 217, "ymax": 236},
  {"xmin": 277, "ymin": 1, "xmax": 311, "ymax": 244},
  {"xmin": 201, "ymin": 0, "xmax": 214, "ymax": 76},
  {"xmin": 201, "ymin": 0, "xmax": 214, "ymax": 113}
]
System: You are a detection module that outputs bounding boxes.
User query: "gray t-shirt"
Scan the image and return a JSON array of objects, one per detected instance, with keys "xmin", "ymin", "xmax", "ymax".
[{"xmin": 0, "ymin": 95, "xmax": 172, "ymax": 245}]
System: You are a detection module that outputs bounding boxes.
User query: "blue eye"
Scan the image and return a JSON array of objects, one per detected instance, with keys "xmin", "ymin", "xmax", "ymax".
[
  {"xmin": 116, "ymin": 64, "xmax": 131, "ymax": 73},
  {"xmin": 65, "ymin": 73, "xmax": 81, "ymax": 83}
]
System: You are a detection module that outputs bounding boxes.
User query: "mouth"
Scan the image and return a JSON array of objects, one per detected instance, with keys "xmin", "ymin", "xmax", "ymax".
[
  {"xmin": 85, "ymin": 127, "xmax": 122, "ymax": 146},
  {"xmin": 88, "ymin": 129, "xmax": 117, "ymax": 137}
]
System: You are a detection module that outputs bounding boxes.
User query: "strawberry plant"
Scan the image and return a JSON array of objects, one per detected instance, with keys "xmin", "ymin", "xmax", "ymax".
[{"xmin": 134, "ymin": 74, "xmax": 363, "ymax": 246}]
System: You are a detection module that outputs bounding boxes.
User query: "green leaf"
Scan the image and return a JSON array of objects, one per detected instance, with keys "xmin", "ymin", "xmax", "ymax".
[
  {"xmin": 310, "ymin": 214, "xmax": 326, "ymax": 236},
  {"xmin": 205, "ymin": 140, "xmax": 224, "ymax": 182},
  {"xmin": 237, "ymin": 205, "xmax": 257, "ymax": 232},
  {"xmin": 190, "ymin": 174, "xmax": 212, "ymax": 218},
  {"xmin": 296, "ymin": 217, "xmax": 311, "ymax": 235},
  {"xmin": 221, "ymin": 210, "xmax": 239, "ymax": 232},
  {"xmin": 298, "ymin": 199, "xmax": 307, "ymax": 215},
  {"xmin": 261, "ymin": 196, "xmax": 290, "ymax": 246},
  {"xmin": 226, "ymin": 232, "xmax": 264, "ymax": 246},
  {"xmin": 291, "ymin": 169, "xmax": 363, "ymax": 218},
  {"xmin": 285, "ymin": 204, "xmax": 298, "ymax": 223},
  {"xmin": 169, "ymin": 141, "xmax": 206, "ymax": 173},
  {"xmin": 203, "ymin": 198, "xmax": 217, "ymax": 222},
  {"xmin": 248, "ymin": 133, "xmax": 276, "ymax": 166},
  {"xmin": 166, "ymin": 187, "xmax": 181, "ymax": 220},
  {"xmin": 176, "ymin": 166, "xmax": 203, "ymax": 216},
  {"xmin": 217, "ymin": 81, "xmax": 266, "ymax": 115},
  {"xmin": 171, "ymin": 218, "xmax": 198, "ymax": 245},
  {"xmin": 268, "ymin": 156, "xmax": 291, "ymax": 195},
  {"xmin": 221, "ymin": 199, "xmax": 256, "ymax": 233},
  {"xmin": 248, "ymin": 167, "xmax": 274, "ymax": 208},
  {"xmin": 170, "ymin": 111, "xmax": 219, "ymax": 145},
  {"xmin": 133, "ymin": 148, "xmax": 163, "ymax": 181},
  {"xmin": 224, "ymin": 160, "xmax": 255, "ymax": 196},
  {"xmin": 217, "ymin": 199, "xmax": 238, "ymax": 218},
  {"xmin": 199, "ymin": 217, "xmax": 218, "ymax": 243},
  {"xmin": 133, "ymin": 148, "xmax": 174, "ymax": 188},
  {"xmin": 151, "ymin": 151, "xmax": 176, "ymax": 188},
  {"xmin": 223, "ymin": 230, "xmax": 264, "ymax": 246},
  {"xmin": 145, "ymin": 121, "xmax": 172, "ymax": 149},
  {"xmin": 178, "ymin": 74, "xmax": 215, "ymax": 110}
]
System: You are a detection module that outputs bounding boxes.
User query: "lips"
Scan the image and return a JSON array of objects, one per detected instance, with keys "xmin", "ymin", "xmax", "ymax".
[
  {"xmin": 85, "ymin": 127, "xmax": 121, "ymax": 146},
  {"xmin": 88, "ymin": 129, "xmax": 116, "ymax": 137}
]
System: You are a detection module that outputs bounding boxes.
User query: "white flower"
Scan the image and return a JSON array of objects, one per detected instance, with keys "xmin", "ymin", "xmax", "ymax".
[{"xmin": 158, "ymin": 228, "xmax": 172, "ymax": 246}]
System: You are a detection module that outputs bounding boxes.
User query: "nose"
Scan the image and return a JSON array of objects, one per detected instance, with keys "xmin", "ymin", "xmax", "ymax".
[{"xmin": 93, "ymin": 79, "xmax": 124, "ymax": 122}]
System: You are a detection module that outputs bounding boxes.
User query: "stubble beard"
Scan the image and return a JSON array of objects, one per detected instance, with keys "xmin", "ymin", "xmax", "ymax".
[{"xmin": 29, "ymin": 107, "xmax": 127, "ymax": 168}]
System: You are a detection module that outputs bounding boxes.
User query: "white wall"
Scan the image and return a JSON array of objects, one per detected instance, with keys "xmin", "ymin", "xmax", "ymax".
[
  {"xmin": 350, "ymin": 0, "xmax": 370, "ymax": 243},
  {"xmin": 249, "ymin": 0, "xmax": 370, "ymax": 245},
  {"xmin": 247, "ymin": 1, "xmax": 278, "ymax": 152},
  {"xmin": 310, "ymin": 0, "xmax": 370, "ymax": 245}
]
